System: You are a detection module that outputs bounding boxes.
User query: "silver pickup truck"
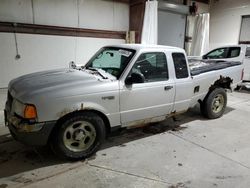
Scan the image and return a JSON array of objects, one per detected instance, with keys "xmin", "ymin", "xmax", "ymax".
[{"xmin": 5, "ymin": 44, "xmax": 243, "ymax": 160}]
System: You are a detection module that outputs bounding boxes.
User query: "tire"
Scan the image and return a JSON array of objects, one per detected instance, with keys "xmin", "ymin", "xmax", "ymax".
[
  {"xmin": 51, "ymin": 112, "xmax": 106, "ymax": 160},
  {"xmin": 200, "ymin": 102, "xmax": 206, "ymax": 117},
  {"xmin": 202, "ymin": 88, "xmax": 227, "ymax": 119}
]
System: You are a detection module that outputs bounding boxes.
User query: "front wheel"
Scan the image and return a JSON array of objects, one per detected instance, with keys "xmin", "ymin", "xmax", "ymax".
[
  {"xmin": 51, "ymin": 112, "xmax": 106, "ymax": 160},
  {"xmin": 201, "ymin": 88, "xmax": 227, "ymax": 119}
]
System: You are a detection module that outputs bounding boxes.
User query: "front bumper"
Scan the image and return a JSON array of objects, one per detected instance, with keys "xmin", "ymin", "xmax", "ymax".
[{"xmin": 5, "ymin": 110, "xmax": 56, "ymax": 146}]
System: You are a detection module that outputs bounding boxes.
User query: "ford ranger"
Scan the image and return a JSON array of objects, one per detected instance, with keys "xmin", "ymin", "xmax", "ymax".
[{"xmin": 5, "ymin": 44, "xmax": 243, "ymax": 160}]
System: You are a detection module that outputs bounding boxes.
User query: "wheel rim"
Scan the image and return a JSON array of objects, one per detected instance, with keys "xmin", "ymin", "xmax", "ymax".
[
  {"xmin": 212, "ymin": 94, "xmax": 225, "ymax": 113},
  {"xmin": 63, "ymin": 121, "xmax": 96, "ymax": 152}
]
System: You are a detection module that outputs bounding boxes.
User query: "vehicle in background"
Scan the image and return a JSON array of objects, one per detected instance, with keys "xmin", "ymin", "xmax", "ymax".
[
  {"xmin": 188, "ymin": 45, "xmax": 250, "ymax": 81},
  {"xmin": 5, "ymin": 44, "xmax": 243, "ymax": 160}
]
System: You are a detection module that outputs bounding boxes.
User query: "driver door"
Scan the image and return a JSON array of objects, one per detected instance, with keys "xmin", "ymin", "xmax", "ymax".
[{"xmin": 119, "ymin": 52, "xmax": 175, "ymax": 126}]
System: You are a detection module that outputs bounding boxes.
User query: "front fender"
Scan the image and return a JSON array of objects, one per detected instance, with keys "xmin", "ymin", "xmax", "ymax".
[{"xmin": 35, "ymin": 93, "xmax": 120, "ymax": 128}]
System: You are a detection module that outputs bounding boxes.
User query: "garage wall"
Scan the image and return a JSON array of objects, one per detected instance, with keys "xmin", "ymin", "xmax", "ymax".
[
  {"xmin": 0, "ymin": 33, "xmax": 124, "ymax": 88},
  {"xmin": 0, "ymin": 0, "xmax": 129, "ymax": 88},
  {"xmin": 0, "ymin": 0, "xmax": 129, "ymax": 30},
  {"xmin": 209, "ymin": 0, "xmax": 250, "ymax": 49}
]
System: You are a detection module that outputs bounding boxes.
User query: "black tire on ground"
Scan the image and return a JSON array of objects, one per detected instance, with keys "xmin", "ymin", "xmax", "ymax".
[
  {"xmin": 202, "ymin": 88, "xmax": 227, "ymax": 119},
  {"xmin": 51, "ymin": 111, "xmax": 106, "ymax": 160},
  {"xmin": 200, "ymin": 101, "xmax": 206, "ymax": 117}
]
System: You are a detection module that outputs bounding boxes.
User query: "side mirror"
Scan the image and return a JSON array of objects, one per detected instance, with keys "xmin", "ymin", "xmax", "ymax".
[
  {"xmin": 69, "ymin": 61, "xmax": 76, "ymax": 69},
  {"xmin": 125, "ymin": 72, "xmax": 145, "ymax": 85},
  {"xmin": 202, "ymin": 55, "xmax": 207, "ymax": 59}
]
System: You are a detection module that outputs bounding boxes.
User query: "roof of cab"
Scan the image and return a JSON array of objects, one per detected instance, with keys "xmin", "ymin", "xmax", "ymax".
[{"xmin": 105, "ymin": 43, "xmax": 184, "ymax": 52}]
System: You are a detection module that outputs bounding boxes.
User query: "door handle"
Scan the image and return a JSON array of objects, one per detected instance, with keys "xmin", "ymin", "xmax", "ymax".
[{"xmin": 164, "ymin": 86, "xmax": 173, "ymax": 91}]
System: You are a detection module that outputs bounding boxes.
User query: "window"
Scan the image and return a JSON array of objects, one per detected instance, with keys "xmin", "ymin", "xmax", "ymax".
[
  {"xmin": 205, "ymin": 47, "xmax": 240, "ymax": 59},
  {"xmin": 246, "ymin": 47, "xmax": 250, "ymax": 57},
  {"xmin": 130, "ymin": 52, "xmax": 168, "ymax": 82},
  {"xmin": 206, "ymin": 48, "xmax": 228, "ymax": 59},
  {"xmin": 228, "ymin": 47, "xmax": 240, "ymax": 58},
  {"xmin": 172, "ymin": 53, "xmax": 188, "ymax": 79},
  {"xmin": 86, "ymin": 47, "xmax": 135, "ymax": 79}
]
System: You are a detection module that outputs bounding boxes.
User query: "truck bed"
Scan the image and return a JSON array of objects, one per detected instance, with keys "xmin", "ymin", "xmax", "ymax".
[{"xmin": 189, "ymin": 59, "xmax": 242, "ymax": 76}]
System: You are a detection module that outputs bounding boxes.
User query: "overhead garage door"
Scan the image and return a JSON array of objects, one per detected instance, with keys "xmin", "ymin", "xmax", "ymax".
[
  {"xmin": 158, "ymin": 10, "xmax": 186, "ymax": 48},
  {"xmin": 157, "ymin": 2, "xmax": 188, "ymax": 48},
  {"xmin": 239, "ymin": 15, "xmax": 250, "ymax": 44}
]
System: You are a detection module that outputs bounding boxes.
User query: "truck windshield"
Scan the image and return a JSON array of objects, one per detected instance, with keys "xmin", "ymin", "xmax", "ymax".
[{"xmin": 85, "ymin": 47, "xmax": 136, "ymax": 79}]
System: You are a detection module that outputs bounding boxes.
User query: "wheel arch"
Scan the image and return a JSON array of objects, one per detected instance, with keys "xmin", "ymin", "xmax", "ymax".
[
  {"xmin": 48, "ymin": 109, "xmax": 111, "ymax": 143},
  {"xmin": 209, "ymin": 75, "xmax": 233, "ymax": 91},
  {"xmin": 198, "ymin": 76, "xmax": 232, "ymax": 105}
]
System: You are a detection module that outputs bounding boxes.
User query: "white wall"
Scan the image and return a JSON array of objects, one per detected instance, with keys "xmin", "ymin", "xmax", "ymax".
[
  {"xmin": 0, "ymin": 0, "xmax": 129, "ymax": 30},
  {"xmin": 209, "ymin": 0, "xmax": 250, "ymax": 49},
  {"xmin": 0, "ymin": 0, "xmax": 129, "ymax": 88},
  {"xmin": 0, "ymin": 33, "xmax": 125, "ymax": 88},
  {"xmin": 0, "ymin": 0, "xmax": 33, "ymax": 23}
]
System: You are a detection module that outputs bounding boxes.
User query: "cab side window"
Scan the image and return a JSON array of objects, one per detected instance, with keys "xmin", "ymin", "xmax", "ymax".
[
  {"xmin": 130, "ymin": 52, "xmax": 168, "ymax": 82},
  {"xmin": 172, "ymin": 53, "xmax": 189, "ymax": 79}
]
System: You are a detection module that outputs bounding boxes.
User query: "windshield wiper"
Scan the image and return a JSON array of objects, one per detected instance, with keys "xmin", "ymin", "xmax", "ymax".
[{"xmin": 85, "ymin": 67, "xmax": 108, "ymax": 79}]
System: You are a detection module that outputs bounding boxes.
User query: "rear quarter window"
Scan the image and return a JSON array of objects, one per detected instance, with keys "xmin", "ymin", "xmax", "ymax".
[
  {"xmin": 246, "ymin": 47, "xmax": 250, "ymax": 57},
  {"xmin": 172, "ymin": 53, "xmax": 189, "ymax": 79},
  {"xmin": 228, "ymin": 47, "xmax": 240, "ymax": 58}
]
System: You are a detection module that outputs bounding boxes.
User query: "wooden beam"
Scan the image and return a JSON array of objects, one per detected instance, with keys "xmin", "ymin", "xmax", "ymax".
[
  {"xmin": 0, "ymin": 22, "xmax": 126, "ymax": 39},
  {"xmin": 129, "ymin": 0, "xmax": 146, "ymax": 43},
  {"xmin": 194, "ymin": 0, "xmax": 209, "ymax": 4},
  {"xmin": 112, "ymin": 0, "xmax": 130, "ymax": 3},
  {"xmin": 130, "ymin": 0, "xmax": 146, "ymax": 6}
]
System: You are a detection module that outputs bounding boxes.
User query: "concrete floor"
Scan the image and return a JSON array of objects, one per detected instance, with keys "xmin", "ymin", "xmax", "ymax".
[{"xmin": 0, "ymin": 90, "xmax": 250, "ymax": 188}]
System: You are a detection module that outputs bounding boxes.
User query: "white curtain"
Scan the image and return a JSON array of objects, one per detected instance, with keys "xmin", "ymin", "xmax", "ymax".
[
  {"xmin": 141, "ymin": 1, "xmax": 158, "ymax": 45},
  {"xmin": 191, "ymin": 13, "xmax": 210, "ymax": 56}
]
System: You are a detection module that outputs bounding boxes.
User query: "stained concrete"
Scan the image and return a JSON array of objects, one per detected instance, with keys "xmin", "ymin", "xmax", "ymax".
[{"xmin": 0, "ymin": 90, "xmax": 250, "ymax": 188}]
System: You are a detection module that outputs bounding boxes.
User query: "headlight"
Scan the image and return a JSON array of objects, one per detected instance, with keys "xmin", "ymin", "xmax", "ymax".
[
  {"xmin": 12, "ymin": 99, "xmax": 25, "ymax": 116},
  {"xmin": 12, "ymin": 100, "xmax": 37, "ymax": 119}
]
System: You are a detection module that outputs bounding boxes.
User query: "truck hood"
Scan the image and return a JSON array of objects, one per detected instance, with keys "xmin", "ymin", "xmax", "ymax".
[{"xmin": 9, "ymin": 68, "xmax": 116, "ymax": 102}]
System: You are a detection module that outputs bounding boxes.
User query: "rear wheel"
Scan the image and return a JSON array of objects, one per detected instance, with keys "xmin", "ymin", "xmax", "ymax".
[
  {"xmin": 201, "ymin": 88, "xmax": 227, "ymax": 119},
  {"xmin": 51, "ymin": 112, "xmax": 106, "ymax": 160}
]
